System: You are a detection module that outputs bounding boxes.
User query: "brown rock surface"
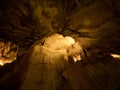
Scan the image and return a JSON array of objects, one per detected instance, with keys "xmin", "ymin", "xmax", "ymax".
[{"xmin": 0, "ymin": 0, "xmax": 120, "ymax": 90}]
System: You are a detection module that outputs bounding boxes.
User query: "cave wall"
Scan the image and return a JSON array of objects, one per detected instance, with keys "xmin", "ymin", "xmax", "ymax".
[
  {"xmin": 0, "ymin": 0, "xmax": 120, "ymax": 90},
  {"xmin": 0, "ymin": 0, "xmax": 120, "ymax": 61}
]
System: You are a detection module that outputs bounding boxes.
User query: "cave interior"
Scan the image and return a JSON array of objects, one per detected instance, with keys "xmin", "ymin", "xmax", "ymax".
[{"xmin": 0, "ymin": 0, "xmax": 120, "ymax": 90}]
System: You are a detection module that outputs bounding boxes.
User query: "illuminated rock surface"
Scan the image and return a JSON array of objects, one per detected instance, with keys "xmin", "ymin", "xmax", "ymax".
[
  {"xmin": 20, "ymin": 45, "xmax": 68, "ymax": 90},
  {"xmin": 0, "ymin": 0, "xmax": 120, "ymax": 90}
]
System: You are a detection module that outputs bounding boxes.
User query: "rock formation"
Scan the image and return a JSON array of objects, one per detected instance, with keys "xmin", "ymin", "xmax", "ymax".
[{"xmin": 0, "ymin": 0, "xmax": 120, "ymax": 90}]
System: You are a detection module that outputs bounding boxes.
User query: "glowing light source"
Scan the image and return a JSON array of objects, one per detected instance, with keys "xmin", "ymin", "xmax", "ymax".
[
  {"xmin": 73, "ymin": 54, "xmax": 81, "ymax": 62},
  {"xmin": 110, "ymin": 54, "xmax": 120, "ymax": 59},
  {"xmin": 0, "ymin": 59, "xmax": 13, "ymax": 66},
  {"xmin": 0, "ymin": 60, "xmax": 4, "ymax": 66}
]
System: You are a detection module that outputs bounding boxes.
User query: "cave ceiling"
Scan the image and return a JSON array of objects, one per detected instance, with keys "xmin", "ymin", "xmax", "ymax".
[
  {"xmin": 0, "ymin": 0, "xmax": 120, "ymax": 90},
  {"xmin": 0, "ymin": 0, "xmax": 120, "ymax": 58}
]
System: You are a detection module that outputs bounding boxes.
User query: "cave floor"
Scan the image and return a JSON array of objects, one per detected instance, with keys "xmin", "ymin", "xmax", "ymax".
[{"xmin": 0, "ymin": 46, "xmax": 120, "ymax": 90}]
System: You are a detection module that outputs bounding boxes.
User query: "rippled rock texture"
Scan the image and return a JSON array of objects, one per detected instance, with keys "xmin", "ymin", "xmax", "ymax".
[{"xmin": 0, "ymin": 0, "xmax": 120, "ymax": 90}]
